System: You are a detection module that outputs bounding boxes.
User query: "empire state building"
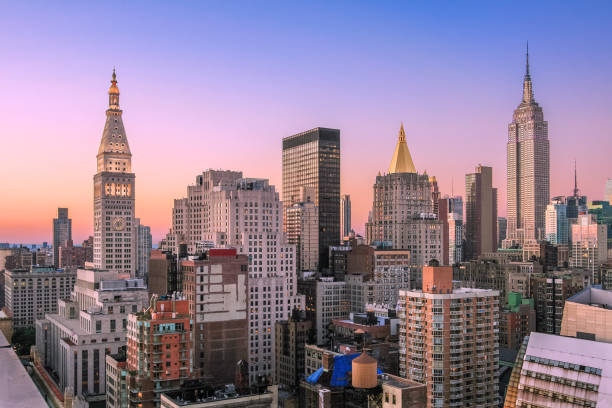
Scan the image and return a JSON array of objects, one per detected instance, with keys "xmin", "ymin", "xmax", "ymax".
[
  {"xmin": 504, "ymin": 47, "xmax": 550, "ymax": 247},
  {"xmin": 93, "ymin": 70, "xmax": 136, "ymax": 275}
]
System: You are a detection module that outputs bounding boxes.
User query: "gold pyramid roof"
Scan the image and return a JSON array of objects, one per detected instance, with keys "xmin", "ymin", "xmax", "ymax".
[{"xmin": 388, "ymin": 123, "xmax": 416, "ymax": 174}]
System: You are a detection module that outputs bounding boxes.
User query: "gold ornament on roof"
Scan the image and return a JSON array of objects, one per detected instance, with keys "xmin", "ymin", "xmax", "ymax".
[{"xmin": 388, "ymin": 123, "xmax": 416, "ymax": 174}]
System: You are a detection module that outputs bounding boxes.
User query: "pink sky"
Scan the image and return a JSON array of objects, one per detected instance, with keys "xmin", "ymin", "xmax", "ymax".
[{"xmin": 1, "ymin": 3, "xmax": 611, "ymax": 244}]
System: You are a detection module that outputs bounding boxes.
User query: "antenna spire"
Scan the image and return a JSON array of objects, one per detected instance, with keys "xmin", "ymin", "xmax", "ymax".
[{"xmin": 573, "ymin": 159, "xmax": 579, "ymax": 197}]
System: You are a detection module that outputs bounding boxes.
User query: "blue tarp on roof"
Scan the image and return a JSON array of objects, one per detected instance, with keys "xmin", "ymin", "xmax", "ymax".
[
  {"xmin": 330, "ymin": 353, "xmax": 360, "ymax": 386},
  {"xmin": 306, "ymin": 366, "xmax": 324, "ymax": 384},
  {"xmin": 306, "ymin": 353, "xmax": 383, "ymax": 386}
]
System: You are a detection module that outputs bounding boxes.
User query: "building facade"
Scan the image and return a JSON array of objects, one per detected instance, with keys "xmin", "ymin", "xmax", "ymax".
[
  {"xmin": 148, "ymin": 250, "xmax": 180, "ymax": 297},
  {"xmin": 171, "ymin": 173, "xmax": 304, "ymax": 383},
  {"xmin": 399, "ymin": 264, "xmax": 500, "ymax": 407},
  {"xmin": 570, "ymin": 213, "xmax": 608, "ymax": 273},
  {"xmin": 124, "ymin": 296, "xmax": 193, "ymax": 408},
  {"xmin": 4, "ymin": 265, "xmax": 76, "ymax": 328},
  {"xmin": 286, "ymin": 187, "xmax": 319, "ymax": 274},
  {"xmin": 135, "ymin": 219, "xmax": 152, "ymax": 280},
  {"xmin": 282, "ymin": 127, "xmax": 341, "ymax": 269},
  {"xmin": 53, "ymin": 207, "xmax": 72, "ymax": 267},
  {"xmin": 275, "ymin": 312, "xmax": 312, "ymax": 391},
  {"xmin": 93, "ymin": 71, "xmax": 137, "ymax": 276},
  {"xmin": 465, "ymin": 165, "xmax": 498, "ymax": 260},
  {"xmin": 180, "ymin": 249, "xmax": 248, "ymax": 384},
  {"xmin": 506, "ymin": 333, "xmax": 611, "ymax": 407},
  {"xmin": 35, "ymin": 269, "xmax": 149, "ymax": 404},
  {"xmin": 504, "ymin": 48, "xmax": 550, "ymax": 247}
]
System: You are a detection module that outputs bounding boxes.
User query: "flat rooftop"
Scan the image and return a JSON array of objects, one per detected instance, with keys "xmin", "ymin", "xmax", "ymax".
[
  {"xmin": 525, "ymin": 333, "xmax": 612, "ymax": 403},
  {"xmin": 0, "ymin": 331, "xmax": 49, "ymax": 407},
  {"xmin": 567, "ymin": 286, "xmax": 612, "ymax": 309}
]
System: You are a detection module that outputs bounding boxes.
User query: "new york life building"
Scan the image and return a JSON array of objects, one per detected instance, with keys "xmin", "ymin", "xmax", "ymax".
[
  {"xmin": 168, "ymin": 171, "xmax": 304, "ymax": 383},
  {"xmin": 366, "ymin": 125, "xmax": 442, "ymax": 275}
]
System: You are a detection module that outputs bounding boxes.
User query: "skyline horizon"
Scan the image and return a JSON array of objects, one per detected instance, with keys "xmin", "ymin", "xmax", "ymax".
[{"xmin": 2, "ymin": 2, "xmax": 611, "ymax": 244}]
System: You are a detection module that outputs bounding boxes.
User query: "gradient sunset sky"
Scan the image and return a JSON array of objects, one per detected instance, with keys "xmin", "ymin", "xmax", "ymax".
[{"xmin": 1, "ymin": 2, "xmax": 611, "ymax": 244}]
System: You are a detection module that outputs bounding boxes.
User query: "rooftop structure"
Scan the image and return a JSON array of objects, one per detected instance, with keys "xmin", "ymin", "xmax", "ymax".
[
  {"xmin": 0, "ymin": 330, "xmax": 48, "ymax": 407},
  {"xmin": 509, "ymin": 332, "xmax": 612, "ymax": 407},
  {"xmin": 560, "ymin": 286, "xmax": 612, "ymax": 342},
  {"xmin": 161, "ymin": 383, "xmax": 278, "ymax": 408}
]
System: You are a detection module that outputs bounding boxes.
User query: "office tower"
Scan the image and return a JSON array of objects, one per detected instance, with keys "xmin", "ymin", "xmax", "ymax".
[
  {"xmin": 366, "ymin": 125, "xmax": 442, "ymax": 266},
  {"xmin": 4, "ymin": 265, "xmax": 76, "ymax": 328},
  {"xmin": 560, "ymin": 286, "xmax": 612, "ymax": 342},
  {"xmin": 52, "ymin": 207, "xmax": 72, "ymax": 267},
  {"xmin": 570, "ymin": 214, "xmax": 608, "ymax": 273},
  {"xmin": 606, "ymin": 178, "xmax": 612, "ymax": 202},
  {"xmin": 498, "ymin": 217, "xmax": 507, "ymax": 245},
  {"xmin": 398, "ymin": 263, "xmax": 499, "ymax": 407},
  {"xmin": 505, "ymin": 333, "xmax": 610, "ymax": 407},
  {"xmin": 135, "ymin": 219, "xmax": 152, "ymax": 279},
  {"xmin": 180, "ymin": 249, "xmax": 248, "ymax": 384},
  {"xmin": 148, "ymin": 249, "xmax": 180, "ymax": 297},
  {"xmin": 35, "ymin": 269, "xmax": 149, "ymax": 404},
  {"xmin": 588, "ymin": 200, "xmax": 612, "ymax": 242},
  {"xmin": 282, "ymin": 128, "xmax": 341, "ymax": 269},
  {"xmin": 439, "ymin": 196, "xmax": 463, "ymax": 265},
  {"xmin": 286, "ymin": 187, "xmax": 319, "ymax": 274},
  {"xmin": 465, "ymin": 165, "xmax": 498, "ymax": 260},
  {"xmin": 123, "ymin": 296, "xmax": 192, "ymax": 408},
  {"xmin": 275, "ymin": 311, "xmax": 312, "ymax": 391},
  {"xmin": 505, "ymin": 47, "xmax": 550, "ymax": 247},
  {"xmin": 93, "ymin": 70, "xmax": 136, "ymax": 276},
  {"xmin": 499, "ymin": 292, "xmax": 535, "ymax": 351},
  {"xmin": 172, "ymin": 172, "xmax": 304, "ymax": 383},
  {"xmin": 340, "ymin": 194, "xmax": 352, "ymax": 240},
  {"xmin": 544, "ymin": 196, "xmax": 568, "ymax": 244}
]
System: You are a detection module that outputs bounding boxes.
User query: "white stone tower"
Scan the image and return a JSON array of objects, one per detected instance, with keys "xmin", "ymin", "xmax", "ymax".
[{"xmin": 93, "ymin": 70, "xmax": 136, "ymax": 275}]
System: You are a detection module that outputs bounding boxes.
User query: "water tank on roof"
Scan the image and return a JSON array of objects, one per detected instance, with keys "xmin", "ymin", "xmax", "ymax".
[{"xmin": 351, "ymin": 352, "xmax": 377, "ymax": 389}]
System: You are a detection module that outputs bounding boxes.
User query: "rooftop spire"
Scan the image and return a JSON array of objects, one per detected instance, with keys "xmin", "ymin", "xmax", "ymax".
[
  {"xmin": 573, "ymin": 159, "xmax": 579, "ymax": 197},
  {"xmin": 388, "ymin": 123, "xmax": 416, "ymax": 174},
  {"xmin": 522, "ymin": 42, "xmax": 534, "ymax": 103},
  {"xmin": 526, "ymin": 41, "xmax": 530, "ymax": 76},
  {"xmin": 108, "ymin": 68, "xmax": 120, "ymax": 110}
]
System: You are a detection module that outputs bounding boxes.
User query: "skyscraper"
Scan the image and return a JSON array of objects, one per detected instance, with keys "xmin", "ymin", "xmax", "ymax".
[
  {"xmin": 134, "ymin": 219, "xmax": 152, "ymax": 279},
  {"xmin": 171, "ymin": 171, "xmax": 304, "ymax": 383},
  {"xmin": 545, "ymin": 196, "xmax": 568, "ymax": 244},
  {"xmin": 93, "ymin": 70, "xmax": 136, "ymax": 276},
  {"xmin": 605, "ymin": 178, "xmax": 612, "ymax": 203},
  {"xmin": 505, "ymin": 46, "xmax": 550, "ymax": 247},
  {"xmin": 465, "ymin": 165, "xmax": 498, "ymax": 260},
  {"xmin": 340, "ymin": 194, "xmax": 351, "ymax": 239},
  {"xmin": 439, "ymin": 196, "xmax": 463, "ymax": 265},
  {"xmin": 53, "ymin": 207, "xmax": 72, "ymax": 267},
  {"xmin": 282, "ymin": 128, "xmax": 340, "ymax": 269},
  {"xmin": 366, "ymin": 125, "xmax": 442, "ymax": 267}
]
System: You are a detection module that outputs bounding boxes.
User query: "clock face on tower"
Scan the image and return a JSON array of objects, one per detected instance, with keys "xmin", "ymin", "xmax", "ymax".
[{"xmin": 112, "ymin": 217, "xmax": 126, "ymax": 231}]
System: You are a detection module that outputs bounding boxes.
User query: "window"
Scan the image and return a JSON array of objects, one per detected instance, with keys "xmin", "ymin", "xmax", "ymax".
[
  {"xmin": 96, "ymin": 321, "xmax": 102, "ymax": 333},
  {"xmin": 110, "ymin": 320, "xmax": 116, "ymax": 332}
]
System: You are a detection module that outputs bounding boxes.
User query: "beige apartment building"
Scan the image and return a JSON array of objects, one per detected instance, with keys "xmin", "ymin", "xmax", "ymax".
[{"xmin": 399, "ymin": 264, "xmax": 499, "ymax": 407}]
